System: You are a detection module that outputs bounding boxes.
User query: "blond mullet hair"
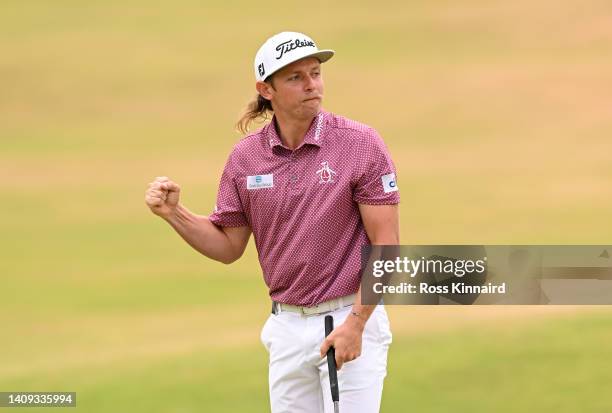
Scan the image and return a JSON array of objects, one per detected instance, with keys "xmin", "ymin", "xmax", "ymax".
[{"xmin": 235, "ymin": 93, "xmax": 273, "ymax": 135}]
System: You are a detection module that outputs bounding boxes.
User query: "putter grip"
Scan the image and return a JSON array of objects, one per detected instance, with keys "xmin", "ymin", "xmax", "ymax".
[{"xmin": 324, "ymin": 315, "xmax": 339, "ymax": 403}]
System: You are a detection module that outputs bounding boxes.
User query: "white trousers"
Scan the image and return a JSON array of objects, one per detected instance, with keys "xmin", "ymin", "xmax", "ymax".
[{"xmin": 260, "ymin": 304, "xmax": 393, "ymax": 413}]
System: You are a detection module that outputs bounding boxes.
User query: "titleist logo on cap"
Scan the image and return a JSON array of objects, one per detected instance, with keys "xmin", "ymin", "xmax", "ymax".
[{"xmin": 275, "ymin": 39, "xmax": 316, "ymax": 60}]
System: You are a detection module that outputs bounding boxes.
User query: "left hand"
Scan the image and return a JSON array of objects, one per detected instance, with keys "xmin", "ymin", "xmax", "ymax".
[{"xmin": 319, "ymin": 315, "xmax": 366, "ymax": 370}]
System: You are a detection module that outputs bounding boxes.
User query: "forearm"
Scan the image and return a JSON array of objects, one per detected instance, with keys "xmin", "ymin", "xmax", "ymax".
[
  {"xmin": 350, "ymin": 243, "xmax": 398, "ymax": 327},
  {"xmin": 349, "ymin": 203, "xmax": 400, "ymax": 330},
  {"xmin": 163, "ymin": 203, "xmax": 243, "ymax": 264},
  {"xmin": 347, "ymin": 285, "xmax": 376, "ymax": 331}
]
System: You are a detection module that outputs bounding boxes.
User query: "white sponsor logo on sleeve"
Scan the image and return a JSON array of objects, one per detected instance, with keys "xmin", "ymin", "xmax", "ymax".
[
  {"xmin": 381, "ymin": 173, "xmax": 398, "ymax": 193},
  {"xmin": 247, "ymin": 174, "xmax": 274, "ymax": 189}
]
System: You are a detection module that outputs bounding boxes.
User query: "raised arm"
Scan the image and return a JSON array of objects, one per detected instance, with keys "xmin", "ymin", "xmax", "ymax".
[{"xmin": 145, "ymin": 176, "xmax": 251, "ymax": 264}]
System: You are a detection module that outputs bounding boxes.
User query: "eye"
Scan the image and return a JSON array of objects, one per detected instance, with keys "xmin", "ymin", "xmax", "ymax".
[
  {"xmin": 312, "ymin": 71, "xmax": 321, "ymax": 77},
  {"xmin": 288, "ymin": 74, "xmax": 299, "ymax": 81}
]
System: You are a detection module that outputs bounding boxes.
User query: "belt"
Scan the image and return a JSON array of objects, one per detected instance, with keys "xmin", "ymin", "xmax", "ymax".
[{"xmin": 271, "ymin": 294, "xmax": 356, "ymax": 316}]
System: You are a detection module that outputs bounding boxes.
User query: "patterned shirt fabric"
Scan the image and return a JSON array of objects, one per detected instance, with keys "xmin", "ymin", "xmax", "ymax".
[{"xmin": 209, "ymin": 110, "xmax": 400, "ymax": 306}]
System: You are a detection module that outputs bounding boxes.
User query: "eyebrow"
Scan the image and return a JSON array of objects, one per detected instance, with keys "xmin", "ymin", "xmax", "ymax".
[{"xmin": 288, "ymin": 66, "xmax": 321, "ymax": 74}]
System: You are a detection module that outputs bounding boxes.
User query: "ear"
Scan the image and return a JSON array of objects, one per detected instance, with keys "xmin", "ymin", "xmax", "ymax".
[{"xmin": 256, "ymin": 81, "xmax": 274, "ymax": 100}]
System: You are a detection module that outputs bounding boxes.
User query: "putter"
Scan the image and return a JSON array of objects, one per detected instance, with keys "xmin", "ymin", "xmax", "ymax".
[{"xmin": 324, "ymin": 315, "xmax": 340, "ymax": 413}]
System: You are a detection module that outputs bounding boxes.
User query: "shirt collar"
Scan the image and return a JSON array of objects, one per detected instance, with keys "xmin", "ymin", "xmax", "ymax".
[{"xmin": 266, "ymin": 110, "xmax": 327, "ymax": 150}]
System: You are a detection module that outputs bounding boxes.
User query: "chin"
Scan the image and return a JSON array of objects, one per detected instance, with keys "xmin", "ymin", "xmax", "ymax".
[{"xmin": 300, "ymin": 103, "xmax": 321, "ymax": 117}]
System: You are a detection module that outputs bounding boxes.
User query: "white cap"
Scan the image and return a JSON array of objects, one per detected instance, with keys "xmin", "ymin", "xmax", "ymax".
[{"xmin": 254, "ymin": 31, "xmax": 334, "ymax": 82}]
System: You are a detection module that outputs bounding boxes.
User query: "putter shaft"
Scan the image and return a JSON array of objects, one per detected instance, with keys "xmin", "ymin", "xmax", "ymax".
[{"xmin": 325, "ymin": 315, "xmax": 340, "ymax": 411}]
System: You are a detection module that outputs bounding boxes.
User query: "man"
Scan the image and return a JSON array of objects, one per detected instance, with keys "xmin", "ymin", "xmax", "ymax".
[{"xmin": 145, "ymin": 31, "xmax": 399, "ymax": 413}]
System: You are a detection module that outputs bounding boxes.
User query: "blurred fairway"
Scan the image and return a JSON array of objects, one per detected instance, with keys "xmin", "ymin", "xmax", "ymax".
[{"xmin": 1, "ymin": 0, "xmax": 611, "ymax": 411}]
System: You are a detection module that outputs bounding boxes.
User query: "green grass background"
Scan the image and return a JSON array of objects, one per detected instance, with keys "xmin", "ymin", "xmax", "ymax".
[{"xmin": 1, "ymin": 0, "xmax": 611, "ymax": 411}]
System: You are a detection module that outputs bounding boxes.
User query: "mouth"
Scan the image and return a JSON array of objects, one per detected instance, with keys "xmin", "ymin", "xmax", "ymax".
[{"xmin": 303, "ymin": 97, "xmax": 322, "ymax": 102}]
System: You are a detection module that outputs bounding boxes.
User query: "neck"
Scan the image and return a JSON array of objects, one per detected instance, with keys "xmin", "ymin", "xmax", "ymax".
[{"xmin": 274, "ymin": 111, "xmax": 317, "ymax": 150}]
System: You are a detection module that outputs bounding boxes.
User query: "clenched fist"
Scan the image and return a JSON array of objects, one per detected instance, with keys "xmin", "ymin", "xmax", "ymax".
[{"xmin": 145, "ymin": 176, "xmax": 181, "ymax": 218}]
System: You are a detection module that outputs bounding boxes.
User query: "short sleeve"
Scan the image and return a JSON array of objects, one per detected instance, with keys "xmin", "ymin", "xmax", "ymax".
[
  {"xmin": 208, "ymin": 151, "xmax": 249, "ymax": 227},
  {"xmin": 352, "ymin": 128, "xmax": 401, "ymax": 205}
]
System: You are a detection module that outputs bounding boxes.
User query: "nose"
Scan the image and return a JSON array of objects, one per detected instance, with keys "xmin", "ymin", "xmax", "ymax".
[{"xmin": 304, "ymin": 74, "xmax": 316, "ymax": 91}]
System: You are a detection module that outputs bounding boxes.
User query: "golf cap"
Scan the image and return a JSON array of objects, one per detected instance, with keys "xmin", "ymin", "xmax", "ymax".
[{"xmin": 254, "ymin": 31, "xmax": 334, "ymax": 82}]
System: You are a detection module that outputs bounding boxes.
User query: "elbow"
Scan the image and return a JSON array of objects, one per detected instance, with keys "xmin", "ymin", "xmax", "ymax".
[
  {"xmin": 202, "ymin": 250, "xmax": 239, "ymax": 265},
  {"xmin": 213, "ymin": 228, "xmax": 250, "ymax": 264},
  {"xmin": 218, "ymin": 250, "xmax": 243, "ymax": 265},
  {"xmin": 219, "ymin": 256, "xmax": 238, "ymax": 265}
]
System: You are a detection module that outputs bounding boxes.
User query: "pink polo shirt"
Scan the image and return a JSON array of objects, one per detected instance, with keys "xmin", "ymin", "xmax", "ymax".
[{"xmin": 209, "ymin": 110, "xmax": 400, "ymax": 306}]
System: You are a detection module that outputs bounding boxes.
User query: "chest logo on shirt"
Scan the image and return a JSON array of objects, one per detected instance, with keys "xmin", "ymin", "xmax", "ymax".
[
  {"xmin": 247, "ymin": 174, "xmax": 274, "ymax": 189},
  {"xmin": 316, "ymin": 161, "xmax": 337, "ymax": 184}
]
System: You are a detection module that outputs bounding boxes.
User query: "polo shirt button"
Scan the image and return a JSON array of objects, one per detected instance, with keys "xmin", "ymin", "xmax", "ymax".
[{"xmin": 290, "ymin": 175, "xmax": 298, "ymax": 183}]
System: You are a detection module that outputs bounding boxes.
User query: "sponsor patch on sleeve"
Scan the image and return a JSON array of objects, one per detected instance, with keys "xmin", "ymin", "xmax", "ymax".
[{"xmin": 381, "ymin": 173, "xmax": 398, "ymax": 193}]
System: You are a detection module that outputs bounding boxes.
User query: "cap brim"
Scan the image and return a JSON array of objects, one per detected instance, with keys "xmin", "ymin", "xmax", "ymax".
[
  {"xmin": 263, "ymin": 49, "xmax": 335, "ymax": 81},
  {"xmin": 309, "ymin": 49, "xmax": 334, "ymax": 64}
]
